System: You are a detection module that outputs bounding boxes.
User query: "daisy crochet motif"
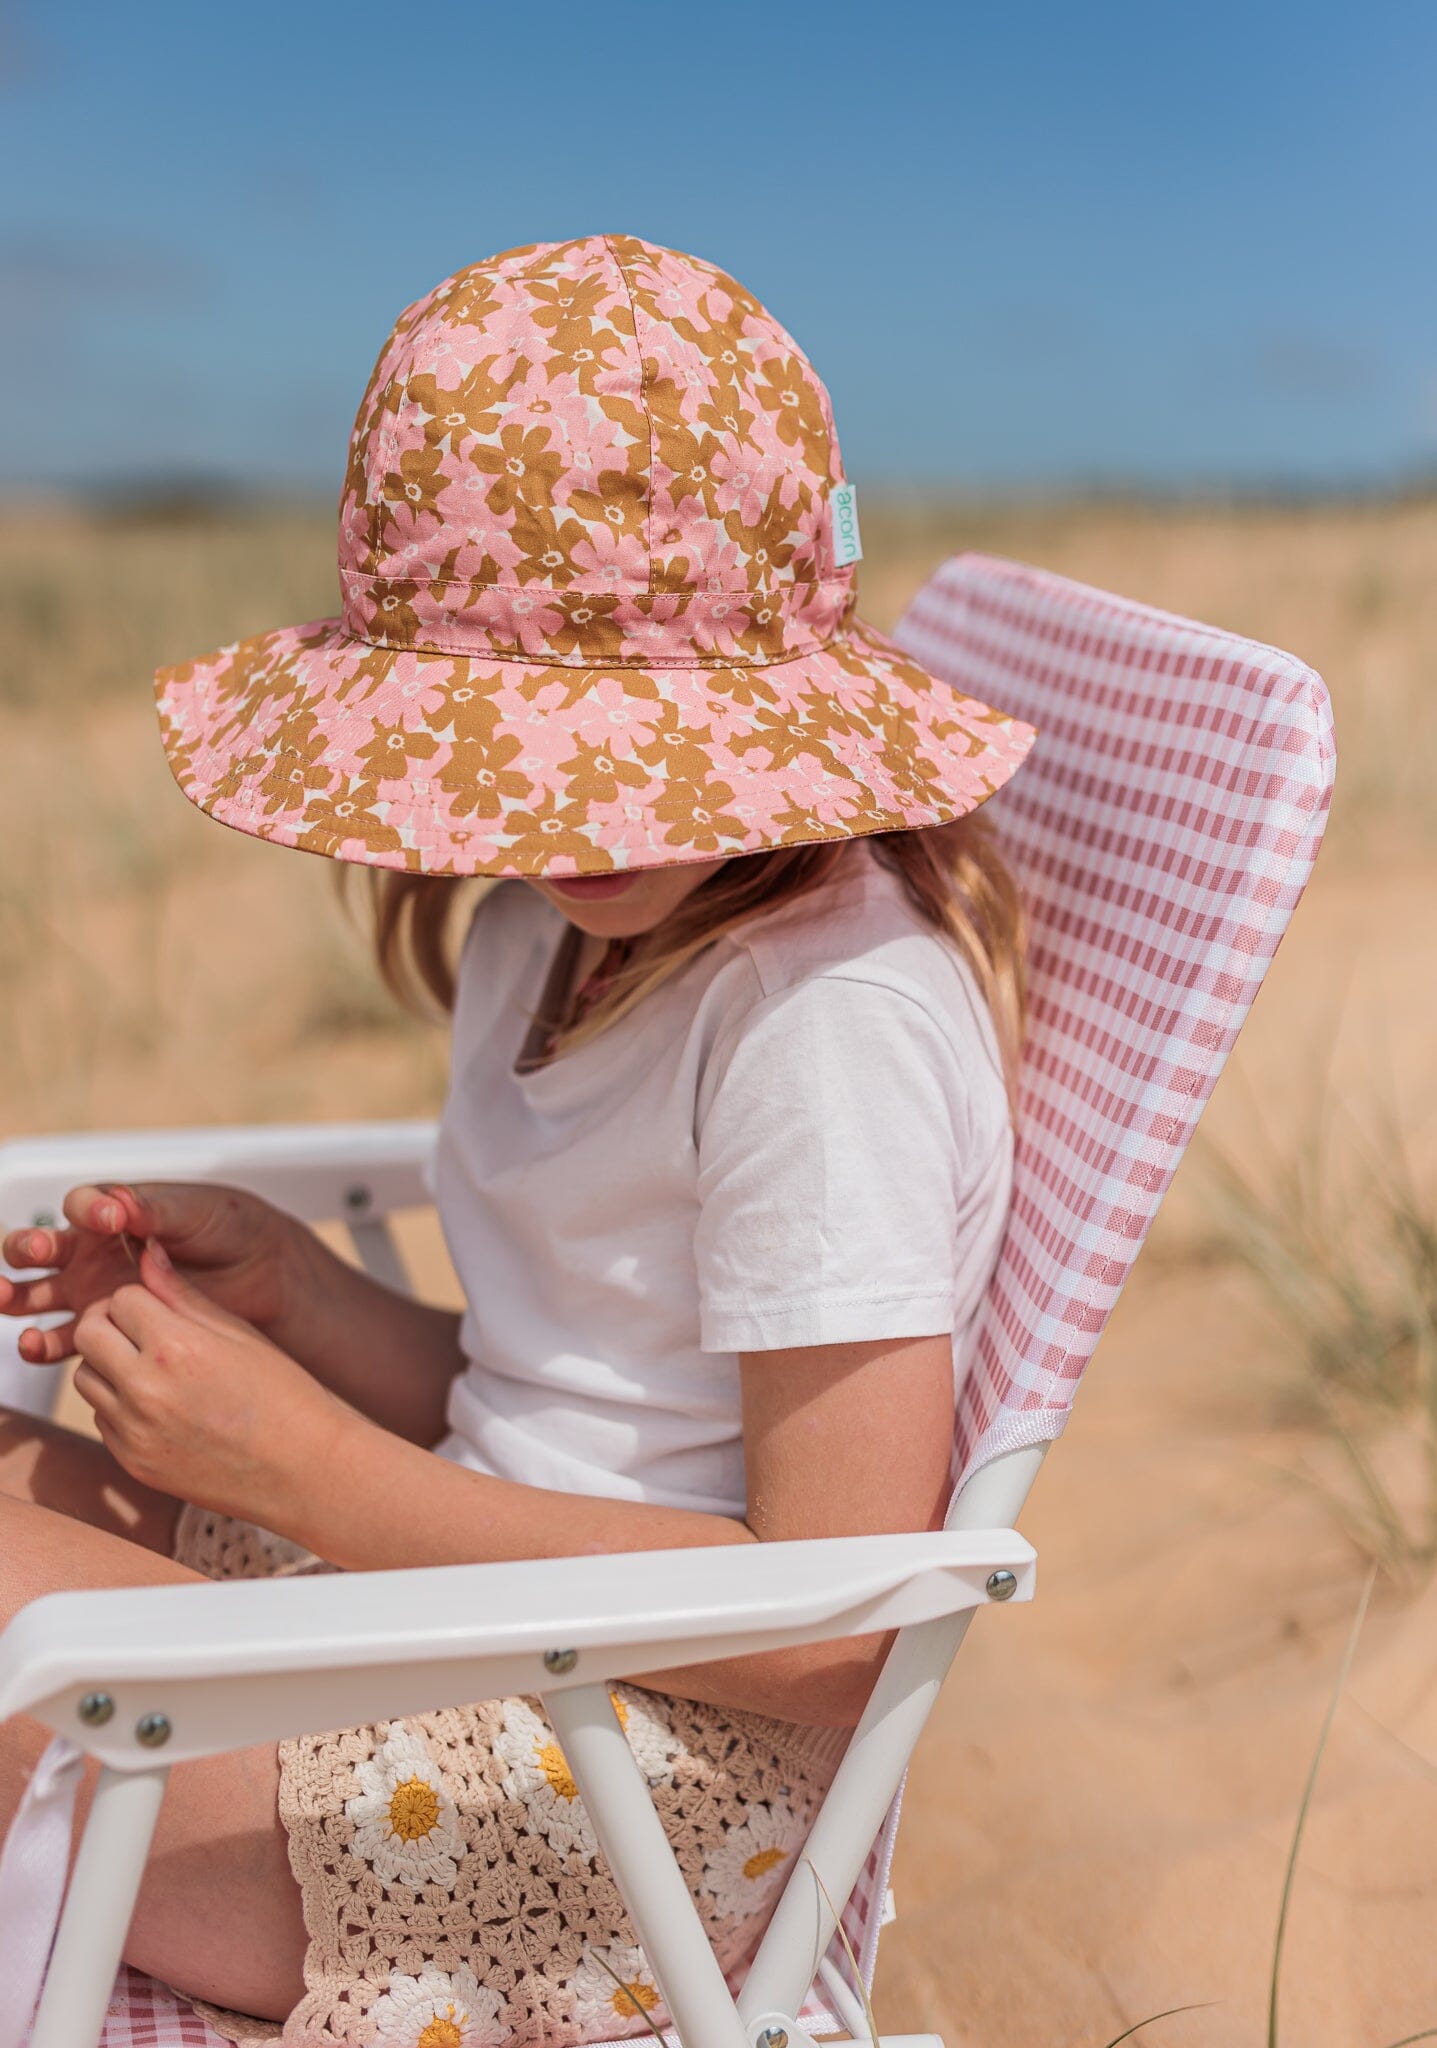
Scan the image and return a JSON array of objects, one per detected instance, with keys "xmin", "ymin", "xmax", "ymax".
[
  {"xmin": 369, "ymin": 1965, "xmax": 505, "ymax": 2048},
  {"xmin": 492, "ymin": 1686, "xmax": 678, "ymax": 1863},
  {"xmin": 699, "ymin": 1798, "xmax": 802, "ymax": 1919},
  {"xmin": 153, "ymin": 233, "xmax": 1035, "ymax": 879},
  {"xmin": 568, "ymin": 1944, "xmax": 663, "ymax": 2035},
  {"xmin": 345, "ymin": 1725, "xmax": 465, "ymax": 1892}
]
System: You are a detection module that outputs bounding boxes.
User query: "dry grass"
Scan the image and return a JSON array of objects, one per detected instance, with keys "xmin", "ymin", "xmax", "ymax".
[{"xmin": 1195, "ymin": 1076, "xmax": 1437, "ymax": 1581}]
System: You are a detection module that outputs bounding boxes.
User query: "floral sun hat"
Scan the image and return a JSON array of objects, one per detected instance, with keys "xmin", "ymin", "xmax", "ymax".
[{"xmin": 155, "ymin": 234, "xmax": 1036, "ymax": 877}]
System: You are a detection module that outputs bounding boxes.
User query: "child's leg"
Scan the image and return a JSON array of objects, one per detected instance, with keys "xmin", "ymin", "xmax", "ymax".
[
  {"xmin": 0, "ymin": 1492, "xmax": 307, "ymax": 2021},
  {"xmin": 0, "ymin": 1401, "xmax": 181, "ymax": 1553}
]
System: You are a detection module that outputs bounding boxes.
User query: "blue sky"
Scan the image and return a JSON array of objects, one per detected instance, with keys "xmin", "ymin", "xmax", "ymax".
[{"xmin": 2, "ymin": 0, "xmax": 1432, "ymax": 492}]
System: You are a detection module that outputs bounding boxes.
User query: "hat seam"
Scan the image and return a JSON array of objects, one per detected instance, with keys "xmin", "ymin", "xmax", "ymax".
[
  {"xmin": 348, "ymin": 566, "xmax": 835, "ymax": 596},
  {"xmin": 338, "ymin": 574, "xmax": 863, "ymax": 669},
  {"xmin": 317, "ymin": 618, "xmax": 876, "ymax": 675},
  {"xmin": 604, "ymin": 234, "xmax": 655, "ymax": 599},
  {"xmin": 157, "ymin": 614, "xmax": 927, "ymax": 687}
]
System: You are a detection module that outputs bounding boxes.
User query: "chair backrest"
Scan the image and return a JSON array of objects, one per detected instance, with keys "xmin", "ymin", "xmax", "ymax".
[{"xmin": 894, "ymin": 553, "xmax": 1335, "ymax": 1488}]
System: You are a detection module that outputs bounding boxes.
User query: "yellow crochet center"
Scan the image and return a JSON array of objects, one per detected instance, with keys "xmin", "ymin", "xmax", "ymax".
[
  {"xmin": 416, "ymin": 2007, "xmax": 465, "ymax": 2048},
  {"xmin": 387, "ymin": 1776, "xmax": 441, "ymax": 1842},
  {"xmin": 744, "ymin": 1846, "xmax": 788, "ymax": 1880},
  {"xmin": 612, "ymin": 1981, "xmax": 660, "ymax": 2017},
  {"xmin": 536, "ymin": 1741, "xmax": 579, "ymax": 1801}
]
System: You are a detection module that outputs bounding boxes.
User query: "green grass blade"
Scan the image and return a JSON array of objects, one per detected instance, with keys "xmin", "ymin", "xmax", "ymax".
[
  {"xmin": 804, "ymin": 1856, "xmax": 881, "ymax": 2048},
  {"xmin": 589, "ymin": 1950, "xmax": 669, "ymax": 2046},
  {"xmin": 1102, "ymin": 2005, "xmax": 1214, "ymax": 2047},
  {"xmin": 1267, "ymin": 1565, "xmax": 1377, "ymax": 2048}
]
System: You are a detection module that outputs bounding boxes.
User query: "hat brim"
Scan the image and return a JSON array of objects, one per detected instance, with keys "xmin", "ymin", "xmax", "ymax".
[{"xmin": 153, "ymin": 615, "xmax": 1036, "ymax": 879}]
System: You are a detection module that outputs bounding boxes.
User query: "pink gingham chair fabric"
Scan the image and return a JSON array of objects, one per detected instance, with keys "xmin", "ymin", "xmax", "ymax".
[
  {"xmin": 82, "ymin": 554, "xmax": 1333, "ymax": 2047},
  {"xmin": 95, "ymin": 1974, "xmax": 218, "ymax": 2048},
  {"xmin": 905, "ymin": 554, "xmax": 1333, "ymax": 1488}
]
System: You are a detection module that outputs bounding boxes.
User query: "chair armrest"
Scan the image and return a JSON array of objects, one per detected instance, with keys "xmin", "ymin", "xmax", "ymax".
[
  {"xmin": 0, "ymin": 1530, "xmax": 1034, "ymax": 1767},
  {"xmin": 0, "ymin": 1119, "xmax": 438, "ymax": 1231}
]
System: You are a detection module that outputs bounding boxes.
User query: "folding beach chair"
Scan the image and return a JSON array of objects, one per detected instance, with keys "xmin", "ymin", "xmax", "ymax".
[{"xmin": 0, "ymin": 553, "xmax": 1335, "ymax": 2048}]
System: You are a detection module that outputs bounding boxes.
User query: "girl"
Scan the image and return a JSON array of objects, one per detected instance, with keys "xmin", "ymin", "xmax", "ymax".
[{"xmin": 0, "ymin": 236, "xmax": 1035, "ymax": 2046}]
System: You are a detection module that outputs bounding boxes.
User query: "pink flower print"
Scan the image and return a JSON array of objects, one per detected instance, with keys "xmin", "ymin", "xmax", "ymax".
[
  {"xmin": 584, "ymin": 795, "xmax": 654, "ymax": 856},
  {"xmin": 685, "ymin": 602, "xmax": 750, "ymax": 663},
  {"xmin": 347, "ymin": 655, "xmax": 445, "ymax": 722},
  {"xmin": 779, "ymin": 748, "xmax": 850, "ymax": 810},
  {"xmin": 376, "ymin": 498, "xmax": 447, "ymax": 564},
  {"xmin": 569, "ymin": 517, "xmax": 647, "ymax": 592},
  {"xmin": 504, "ymin": 593, "xmax": 565, "ymax": 659},
  {"xmin": 827, "ymin": 729, "xmax": 903, "ymax": 809},
  {"xmin": 706, "ymin": 445, "xmax": 767, "ymax": 531},
  {"xmin": 682, "ymin": 687, "xmax": 753, "ymax": 749},
  {"xmin": 766, "ymin": 437, "xmax": 811, "ymax": 512},
  {"xmin": 567, "ymin": 672, "xmax": 662, "ymax": 750}
]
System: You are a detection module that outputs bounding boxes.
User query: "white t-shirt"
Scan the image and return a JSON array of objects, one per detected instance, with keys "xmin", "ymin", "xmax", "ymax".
[{"xmin": 431, "ymin": 845, "xmax": 1014, "ymax": 1519}]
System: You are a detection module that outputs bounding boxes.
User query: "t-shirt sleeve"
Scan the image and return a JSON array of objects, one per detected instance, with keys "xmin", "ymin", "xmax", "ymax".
[{"xmin": 693, "ymin": 973, "xmax": 975, "ymax": 1353}]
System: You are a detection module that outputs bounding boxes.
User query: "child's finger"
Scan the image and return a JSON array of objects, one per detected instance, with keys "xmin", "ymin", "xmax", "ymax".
[
  {"xmin": 138, "ymin": 1236, "xmax": 239, "ymax": 1330},
  {"xmin": 61, "ymin": 1185, "xmax": 132, "ymax": 1237},
  {"xmin": 73, "ymin": 1303, "xmax": 138, "ymax": 1378},
  {"xmin": 72, "ymin": 1359, "xmax": 121, "ymax": 1425},
  {"xmin": 15, "ymin": 1318, "xmax": 77, "ymax": 1365},
  {"xmin": 2, "ymin": 1223, "xmax": 75, "ymax": 1270},
  {"xmin": 106, "ymin": 1281, "xmax": 171, "ymax": 1346},
  {"xmin": 0, "ymin": 1270, "xmax": 71, "ymax": 1317}
]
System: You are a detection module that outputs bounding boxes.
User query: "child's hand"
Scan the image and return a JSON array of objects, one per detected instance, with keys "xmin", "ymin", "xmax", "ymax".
[
  {"xmin": 70, "ymin": 1237, "xmax": 352, "ymax": 1528},
  {"xmin": 1, "ymin": 1181, "xmax": 296, "ymax": 1367}
]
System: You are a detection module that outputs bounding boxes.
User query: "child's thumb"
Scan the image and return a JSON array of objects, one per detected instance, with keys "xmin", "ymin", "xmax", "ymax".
[{"xmin": 140, "ymin": 1237, "xmax": 232, "ymax": 1327}]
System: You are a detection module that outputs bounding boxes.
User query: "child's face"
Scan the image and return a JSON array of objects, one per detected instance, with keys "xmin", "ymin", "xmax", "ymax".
[{"xmin": 524, "ymin": 857, "xmax": 727, "ymax": 938}]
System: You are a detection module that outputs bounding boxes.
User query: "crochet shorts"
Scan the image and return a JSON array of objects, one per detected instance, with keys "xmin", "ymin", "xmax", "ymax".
[{"xmin": 172, "ymin": 1506, "xmax": 847, "ymax": 2048}]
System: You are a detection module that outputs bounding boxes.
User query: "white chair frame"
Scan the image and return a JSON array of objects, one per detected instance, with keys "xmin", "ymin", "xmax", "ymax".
[{"xmin": 0, "ymin": 1120, "xmax": 1042, "ymax": 2048}]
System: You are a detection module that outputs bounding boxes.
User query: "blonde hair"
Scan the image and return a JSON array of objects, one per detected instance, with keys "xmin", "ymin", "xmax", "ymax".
[{"xmin": 343, "ymin": 818, "xmax": 1028, "ymax": 1111}]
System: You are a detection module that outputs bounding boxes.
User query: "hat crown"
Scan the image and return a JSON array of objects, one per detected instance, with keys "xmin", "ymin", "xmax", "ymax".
[{"xmin": 337, "ymin": 235, "xmax": 854, "ymax": 667}]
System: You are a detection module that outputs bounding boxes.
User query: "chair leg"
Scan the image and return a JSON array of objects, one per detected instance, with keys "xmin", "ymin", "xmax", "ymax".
[
  {"xmin": 742, "ymin": 1447, "xmax": 1049, "ymax": 2025},
  {"xmin": 30, "ymin": 1765, "xmax": 168, "ymax": 2048},
  {"xmin": 739, "ymin": 1613, "xmax": 971, "ymax": 2028},
  {"xmin": 544, "ymin": 1683, "xmax": 750, "ymax": 2048}
]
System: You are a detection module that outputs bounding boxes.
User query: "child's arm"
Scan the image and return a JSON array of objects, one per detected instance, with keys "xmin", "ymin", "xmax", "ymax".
[
  {"xmin": 267, "ymin": 1223, "xmax": 464, "ymax": 1446},
  {"xmin": 282, "ymin": 1329, "xmax": 955, "ymax": 1727},
  {"xmin": 69, "ymin": 1238, "xmax": 950, "ymax": 1727}
]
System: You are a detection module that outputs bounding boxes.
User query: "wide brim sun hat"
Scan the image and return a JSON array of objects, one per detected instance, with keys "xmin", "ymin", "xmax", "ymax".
[{"xmin": 155, "ymin": 234, "xmax": 1036, "ymax": 878}]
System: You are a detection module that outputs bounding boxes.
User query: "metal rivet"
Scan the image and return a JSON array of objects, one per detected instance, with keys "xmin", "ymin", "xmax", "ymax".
[
  {"xmin": 135, "ymin": 1712, "xmax": 172, "ymax": 1748},
  {"xmin": 757, "ymin": 2029, "xmax": 789, "ymax": 2048},
  {"xmin": 77, "ymin": 1691, "xmax": 114, "ymax": 1727},
  {"xmin": 344, "ymin": 1184, "xmax": 372, "ymax": 1214},
  {"xmin": 986, "ymin": 1569, "xmax": 1018, "ymax": 1601},
  {"xmin": 30, "ymin": 1210, "xmax": 56, "ymax": 1231},
  {"xmin": 543, "ymin": 1648, "xmax": 578, "ymax": 1676}
]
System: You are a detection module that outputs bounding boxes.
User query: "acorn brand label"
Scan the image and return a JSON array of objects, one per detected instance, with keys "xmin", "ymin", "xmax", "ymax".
[{"xmin": 830, "ymin": 482, "xmax": 863, "ymax": 567}]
